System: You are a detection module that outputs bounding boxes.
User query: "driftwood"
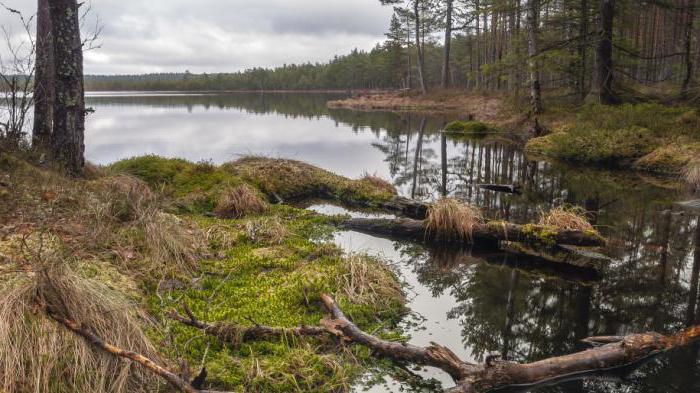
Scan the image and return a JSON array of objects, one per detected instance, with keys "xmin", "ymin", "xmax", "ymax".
[
  {"xmin": 319, "ymin": 294, "xmax": 700, "ymax": 393},
  {"xmin": 341, "ymin": 217, "xmax": 606, "ymax": 248},
  {"xmin": 167, "ymin": 296, "xmax": 700, "ymax": 393}
]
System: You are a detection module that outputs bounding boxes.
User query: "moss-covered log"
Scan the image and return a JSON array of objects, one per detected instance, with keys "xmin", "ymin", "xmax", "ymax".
[{"xmin": 340, "ymin": 217, "xmax": 606, "ymax": 248}]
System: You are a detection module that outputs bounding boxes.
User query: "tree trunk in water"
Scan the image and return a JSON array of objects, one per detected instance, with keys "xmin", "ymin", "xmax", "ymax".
[
  {"xmin": 441, "ymin": 131, "xmax": 448, "ymax": 197},
  {"xmin": 441, "ymin": 0, "xmax": 453, "ymax": 88},
  {"xmin": 414, "ymin": 0, "xmax": 428, "ymax": 94},
  {"xmin": 49, "ymin": 0, "xmax": 85, "ymax": 175},
  {"xmin": 681, "ymin": 0, "xmax": 696, "ymax": 97},
  {"xmin": 526, "ymin": 0, "xmax": 543, "ymax": 114},
  {"xmin": 588, "ymin": 0, "xmax": 617, "ymax": 104},
  {"xmin": 32, "ymin": 0, "xmax": 54, "ymax": 150}
]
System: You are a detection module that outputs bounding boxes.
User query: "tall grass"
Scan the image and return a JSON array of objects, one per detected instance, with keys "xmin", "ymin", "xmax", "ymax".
[
  {"xmin": 214, "ymin": 184, "xmax": 268, "ymax": 219},
  {"xmin": 0, "ymin": 261, "xmax": 159, "ymax": 393},
  {"xmin": 538, "ymin": 205, "xmax": 595, "ymax": 232},
  {"xmin": 425, "ymin": 198, "xmax": 484, "ymax": 242}
]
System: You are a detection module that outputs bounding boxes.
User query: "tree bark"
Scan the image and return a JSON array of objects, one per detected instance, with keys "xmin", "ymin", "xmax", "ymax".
[
  {"xmin": 49, "ymin": 0, "xmax": 85, "ymax": 175},
  {"xmin": 579, "ymin": 0, "xmax": 589, "ymax": 99},
  {"xmin": 32, "ymin": 0, "xmax": 54, "ymax": 150},
  {"xmin": 340, "ymin": 217, "xmax": 607, "ymax": 248},
  {"xmin": 588, "ymin": 0, "xmax": 617, "ymax": 104},
  {"xmin": 441, "ymin": 0, "xmax": 454, "ymax": 88},
  {"xmin": 414, "ymin": 0, "xmax": 428, "ymax": 94},
  {"xmin": 681, "ymin": 0, "xmax": 696, "ymax": 97},
  {"xmin": 526, "ymin": 0, "xmax": 543, "ymax": 114}
]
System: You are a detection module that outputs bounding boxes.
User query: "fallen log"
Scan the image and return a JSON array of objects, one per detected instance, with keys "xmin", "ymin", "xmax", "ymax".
[
  {"xmin": 168, "ymin": 306, "xmax": 327, "ymax": 344},
  {"xmin": 319, "ymin": 294, "xmax": 700, "ymax": 393},
  {"xmin": 378, "ymin": 196, "xmax": 431, "ymax": 219},
  {"xmin": 340, "ymin": 217, "xmax": 606, "ymax": 248}
]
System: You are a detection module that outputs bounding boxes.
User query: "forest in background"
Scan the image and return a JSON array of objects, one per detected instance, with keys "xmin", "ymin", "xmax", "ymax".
[{"xmin": 86, "ymin": 0, "xmax": 700, "ymax": 103}]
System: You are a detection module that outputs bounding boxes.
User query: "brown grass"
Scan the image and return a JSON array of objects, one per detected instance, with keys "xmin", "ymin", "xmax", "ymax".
[
  {"xmin": 425, "ymin": 198, "xmax": 484, "ymax": 242},
  {"xmin": 538, "ymin": 205, "xmax": 595, "ymax": 232},
  {"xmin": 0, "ymin": 260, "xmax": 159, "ymax": 393},
  {"xmin": 336, "ymin": 254, "xmax": 404, "ymax": 311},
  {"xmin": 214, "ymin": 184, "xmax": 268, "ymax": 219},
  {"xmin": 98, "ymin": 174, "xmax": 156, "ymax": 222},
  {"xmin": 359, "ymin": 172, "xmax": 396, "ymax": 195},
  {"xmin": 244, "ymin": 216, "xmax": 289, "ymax": 245},
  {"xmin": 684, "ymin": 159, "xmax": 700, "ymax": 189}
]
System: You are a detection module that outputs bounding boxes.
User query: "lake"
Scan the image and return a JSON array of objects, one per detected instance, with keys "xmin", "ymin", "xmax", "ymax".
[{"xmin": 85, "ymin": 92, "xmax": 700, "ymax": 393}]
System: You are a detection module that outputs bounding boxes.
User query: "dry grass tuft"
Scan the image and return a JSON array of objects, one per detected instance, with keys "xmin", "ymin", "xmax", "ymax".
[
  {"xmin": 538, "ymin": 205, "xmax": 595, "ymax": 232},
  {"xmin": 684, "ymin": 159, "xmax": 700, "ymax": 190},
  {"xmin": 359, "ymin": 172, "xmax": 396, "ymax": 195},
  {"xmin": 336, "ymin": 254, "xmax": 404, "ymax": 310},
  {"xmin": 244, "ymin": 216, "xmax": 289, "ymax": 245},
  {"xmin": 140, "ymin": 211, "xmax": 205, "ymax": 274},
  {"xmin": 425, "ymin": 198, "xmax": 484, "ymax": 242},
  {"xmin": 98, "ymin": 174, "xmax": 156, "ymax": 222},
  {"xmin": 0, "ymin": 261, "xmax": 159, "ymax": 393},
  {"xmin": 214, "ymin": 185, "xmax": 268, "ymax": 219}
]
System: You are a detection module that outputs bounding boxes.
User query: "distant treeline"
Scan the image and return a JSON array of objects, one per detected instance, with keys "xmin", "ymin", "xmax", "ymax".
[
  {"xmin": 84, "ymin": 46, "xmax": 415, "ymax": 91},
  {"xmin": 86, "ymin": 0, "xmax": 700, "ymax": 101}
]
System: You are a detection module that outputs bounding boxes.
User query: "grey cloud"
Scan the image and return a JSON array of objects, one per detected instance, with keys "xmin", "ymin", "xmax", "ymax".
[{"xmin": 0, "ymin": 0, "xmax": 393, "ymax": 74}]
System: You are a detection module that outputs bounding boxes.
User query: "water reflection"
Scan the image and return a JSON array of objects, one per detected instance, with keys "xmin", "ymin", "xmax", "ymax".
[{"xmin": 85, "ymin": 92, "xmax": 700, "ymax": 392}]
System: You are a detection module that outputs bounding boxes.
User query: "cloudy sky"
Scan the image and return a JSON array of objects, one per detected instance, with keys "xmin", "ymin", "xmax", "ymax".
[{"xmin": 1, "ymin": 0, "xmax": 393, "ymax": 75}]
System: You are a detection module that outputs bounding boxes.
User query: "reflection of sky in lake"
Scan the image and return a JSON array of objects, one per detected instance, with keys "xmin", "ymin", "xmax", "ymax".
[{"xmin": 85, "ymin": 103, "xmax": 394, "ymax": 178}]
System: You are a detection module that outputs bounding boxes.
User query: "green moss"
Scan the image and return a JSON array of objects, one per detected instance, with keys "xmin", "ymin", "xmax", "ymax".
[
  {"xmin": 149, "ymin": 205, "xmax": 405, "ymax": 392},
  {"xmin": 526, "ymin": 103, "xmax": 700, "ymax": 172},
  {"xmin": 526, "ymin": 126, "xmax": 656, "ymax": 165},
  {"xmin": 520, "ymin": 224, "xmax": 559, "ymax": 247},
  {"xmin": 444, "ymin": 120, "xmax": 492, "ymax": 138},
  {"xmin": 633, "ymin": 142, "xmax": 700, "ymax": 174},
  {"xmin": 110, "ymin": 155, "xmax": 244, "ymax": 213},
  {"xmin": 222, "ymin": 157, "xmax": 397, "ymax": 207}
]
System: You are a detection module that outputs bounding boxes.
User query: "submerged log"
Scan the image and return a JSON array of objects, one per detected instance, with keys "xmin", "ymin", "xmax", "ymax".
[
  {"xmin": 340, "ymin": 217, "xmax": 606, "ymax": 248},
  {"xmin": 478, "ymin": 184, "xmax": 522, "ymax": 194},
  {"xmin": 319, "ymin": 294, "xmax": 700, "ymax": 393}
]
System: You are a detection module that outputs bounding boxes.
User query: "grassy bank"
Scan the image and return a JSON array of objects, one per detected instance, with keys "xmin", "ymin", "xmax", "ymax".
[
  {"xmin": 526, "ymin": 103, "xmax": 700, "ymax": 176},
  {"xmin": 0, "ymin": 153, "xmax": 405, "ymax": 392},
  {"xmin": 327, "ymin": 89, "xmax": 516, "ymax": 125}
]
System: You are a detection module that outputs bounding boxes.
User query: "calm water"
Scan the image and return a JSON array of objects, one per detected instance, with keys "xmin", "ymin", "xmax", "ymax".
[{"xmin": 85, "ymin": 92, "xmax": 700, "ymax": 393}]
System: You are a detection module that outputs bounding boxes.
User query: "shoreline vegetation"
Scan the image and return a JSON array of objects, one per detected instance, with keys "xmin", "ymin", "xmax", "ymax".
[
  {"xmin": 1, "ymin": 152, "xmax": 619, "ymax": 392},
  {"xmin": 327, "ymin": 89, "xmax": 700, "ymax": 178}
]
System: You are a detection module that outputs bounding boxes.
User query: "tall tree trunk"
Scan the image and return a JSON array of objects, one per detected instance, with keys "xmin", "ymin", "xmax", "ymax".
[
  {"xmin": 526, "ymin": 0, "xmax": 543, "ymax": 114},
  {"xmin": 414, "ymin": 0, "xmax": 428, "ymax": 94},
  {"xmin": 32, "ymin": 0, "xmax": 54, "ymax": 150},
  {"xmin": 579, "ymin": 0, "xmax": 589, "ymax": 99},
  {"xmin": 681, "ymin": 0, "xmax": 696, "ymax": 97},
  {"xmin": 441, "ymin": 0, "xmax": 454, "ymax": 88},
  {"xmin": 588, "ymin": 0, "xmax": 617, "ymax": 104},
  {"xmin": 49, "ymin": 0, "xmax": 85, "ymax": 175}
]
